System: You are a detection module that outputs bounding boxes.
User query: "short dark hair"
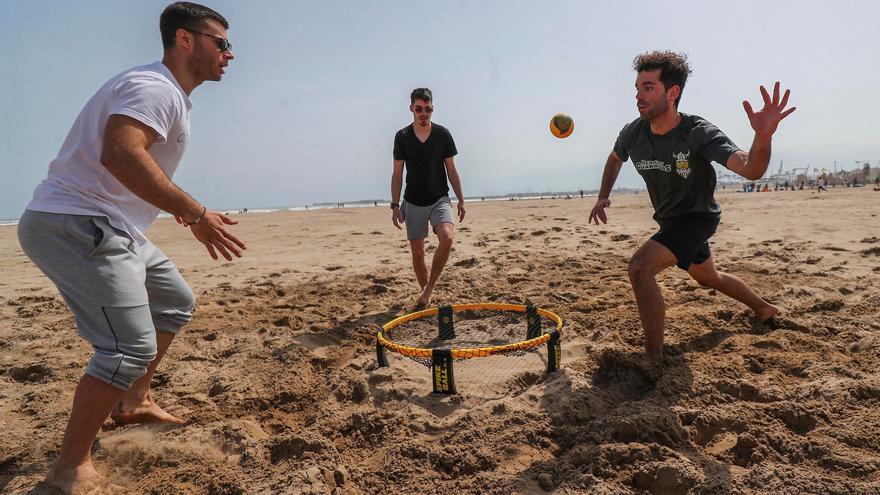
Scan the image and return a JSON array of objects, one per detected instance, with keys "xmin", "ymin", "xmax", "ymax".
[
  {"xmin": 633, "ymin": 50, "xmax": 692, "ymax": 107},
  {"xmin": 160, "ymin": 2, "xmax": 229, "ymax": 50},
  {"xmin": 410, "ymin": 88, "xmax": 432, "ymax": 104}
]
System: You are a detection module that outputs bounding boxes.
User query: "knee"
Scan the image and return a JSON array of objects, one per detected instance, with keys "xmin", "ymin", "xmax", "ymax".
[
  {"xmin": 182, "ymin": 285, "xmax": 196, "ymax": 311},
  {"xmin": 690, "ymin": 268, "xmax": 722, "ymax": 288},
  {"xmin": 439, "ymin": 234, "xmax": 454, "ymax": 249},
  {"xmin": 437, "ymin": 227, "xmax": 454, "ymax": 247},
  {"xmin": 152, "ymin": 285, "xmax": 196, "ymax": 333},
  {"xmin": 88, "ymin": 335, "xmax": 157, "ymax": 390},
  {"xmin": 84, "ymin": 304, "xmax": 157, "ymax": 390},
  {"xmin": 627, "ymin": 258, "xmax": 652, "ymax": 285}
]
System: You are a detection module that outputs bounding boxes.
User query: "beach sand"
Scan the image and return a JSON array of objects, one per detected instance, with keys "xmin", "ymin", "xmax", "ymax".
[{"xmin": 1, "ymin": 187, "xmax": 879, "ymax": 494}]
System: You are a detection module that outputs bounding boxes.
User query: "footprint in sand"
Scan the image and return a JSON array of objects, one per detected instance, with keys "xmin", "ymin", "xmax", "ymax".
[
  {"xmin": 808, "ymin": 300, "xmax": 844, "ymax": 312},
  {"xmin": 8, "ymin": 363, "xmax": 55, "ymax": 383},
  {"xmin": 592, "ymin": 350, "xmax": 659, "ymax": 397},
  {"xmin": 369, "ymin": 284, "xmax": 389, "ymax": 295},
  {"xmin": 453, "ymin": 258, "xmax": 478, "ymax": 268},
  {"xmin": 770, "ymin": 402, "xmax": 819, "ymax": 433}
]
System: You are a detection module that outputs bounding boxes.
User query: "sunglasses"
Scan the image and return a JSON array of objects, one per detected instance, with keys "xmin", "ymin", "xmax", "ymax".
[
  {"xmin": 186, "ymin": 29, "xmax": 232, "ymax": 53},
  {"xmin": 413, "ymin": 105, "xmax": 434, "ymax": 114}
]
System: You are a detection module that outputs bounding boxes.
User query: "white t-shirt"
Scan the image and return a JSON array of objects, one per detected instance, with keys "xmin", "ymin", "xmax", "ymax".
[{"xmin": 27, "ymin": 61, "xmax": 192, "ymax": 245}]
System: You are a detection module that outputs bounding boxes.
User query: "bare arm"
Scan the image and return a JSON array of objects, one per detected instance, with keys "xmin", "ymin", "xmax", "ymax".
[
  {"xmin": 391, "ymin": 159, "xmax": 405, "ymax": 204},
  {"xmin": 445, "ymin": 156, "xmax": 466, "ymax": 222},
  {"xmin": 390, "ymin": 159, "xmax": 405, "ymax": 229},
  {"xmin": 725, "ymin": 82, "xmax": 796, "ymax": 181},
  {"xmin": 726, "ymin": 138, "xmax": 771, "ymax": 181},
  {"xmin": 101, "ymin": 115, "xmax": 203, "ymax": 220},
  {"xmin": 597, "ymin": 151, "xmax": 624, "ymax": 200},
  {"xmin": 588, "ymin": 151, "xmax": 624, "ymax": 225},
  {"xmin": 101, "ymin": 114, "xmax": 246, "ymax": 260}
]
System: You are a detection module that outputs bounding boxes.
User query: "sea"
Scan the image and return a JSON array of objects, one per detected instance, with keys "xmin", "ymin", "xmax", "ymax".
[{"xmin": 0, "ymin": 191, "xmax": 615, "ymax": 228}]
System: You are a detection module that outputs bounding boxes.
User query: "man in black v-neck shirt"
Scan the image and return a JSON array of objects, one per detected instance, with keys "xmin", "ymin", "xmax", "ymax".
[
  {"xmin": 588, "ymin": 51, "xmax": 796, "ymax": 360},
  {"xmin": 391, "ymin": 88, "xmax": 466, "ymax": 307}
]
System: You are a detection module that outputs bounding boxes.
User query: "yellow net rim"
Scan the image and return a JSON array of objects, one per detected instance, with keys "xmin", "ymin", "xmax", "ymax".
[{"xmin": 377, "ymin": 303, "xmax": 563, "ymax": 360}]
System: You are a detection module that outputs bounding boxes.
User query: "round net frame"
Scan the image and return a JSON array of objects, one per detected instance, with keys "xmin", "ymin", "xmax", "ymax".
[{"xmin": 376, "ymin": 303, "xmax": 563, "ymax": 394}]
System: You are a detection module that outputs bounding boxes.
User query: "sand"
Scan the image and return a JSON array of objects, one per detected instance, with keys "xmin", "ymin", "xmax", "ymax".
[{"xmin": 1, "ymin": 187, "xmax": 879, "ymax": 494}]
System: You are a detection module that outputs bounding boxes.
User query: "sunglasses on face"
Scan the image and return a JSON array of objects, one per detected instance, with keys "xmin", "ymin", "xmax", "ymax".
[
  {"xmin": 186, "ymin": 29, "xmax": 232, "ymax": 52},
  {"xmin": 413, "ymin": 105, "xmax": 434, "ymax": 114}
]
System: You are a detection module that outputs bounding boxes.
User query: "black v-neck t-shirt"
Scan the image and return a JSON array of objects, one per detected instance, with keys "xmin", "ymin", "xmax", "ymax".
[
  {"xmin": 613, "ymin": 113, "xmax": 740, "ymax": 222},
  {"xmin": 393, "ymin": 123, "xmax": 458, "ymax": 206}
]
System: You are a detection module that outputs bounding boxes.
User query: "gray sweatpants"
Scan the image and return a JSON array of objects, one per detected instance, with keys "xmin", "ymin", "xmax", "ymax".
[{"xmin": 17, "ymin": 210, "xmax": 195, "ymax": 391}]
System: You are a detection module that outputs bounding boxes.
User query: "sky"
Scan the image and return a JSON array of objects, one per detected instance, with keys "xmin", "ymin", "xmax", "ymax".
[{"xmin": 2, "ymin": 0, "xmax": 879, "ymax": 219}]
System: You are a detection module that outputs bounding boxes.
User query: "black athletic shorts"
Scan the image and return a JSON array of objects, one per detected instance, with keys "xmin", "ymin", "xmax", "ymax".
[{"xmin": 651, "ymin": 213, "xmax": 720, "ymax": 270}]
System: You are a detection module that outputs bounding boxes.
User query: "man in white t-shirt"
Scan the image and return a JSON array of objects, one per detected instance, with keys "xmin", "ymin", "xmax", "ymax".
[{"xmin": 17, "ymin": 3, "xmax": 240, "ymax": 493}]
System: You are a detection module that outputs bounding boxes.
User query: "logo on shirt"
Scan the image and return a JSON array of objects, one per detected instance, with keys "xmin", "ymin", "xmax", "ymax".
[
  {"xmin": 674, "ymin": 151, "xmax": 691, "ymax": 179},
  {"xmin": 176, "ymin": 133, "xmax": 188, "ymax": 143},
  {"xmin": 634, "ymin": 160, "xmax": 671, "ymax": 173}
]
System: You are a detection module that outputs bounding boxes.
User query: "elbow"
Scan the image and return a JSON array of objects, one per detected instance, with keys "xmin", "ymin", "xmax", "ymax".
[
  {"xmin": 736, "ymin": 165, "xmax": 763, "ymax": 181},
  {"xmin": 99, "ymin": 148, "xmax": 124, "ymax": 174},
  {"xmin": 100, "ymin": 139, "xmax": 135, "ymax": 173}
]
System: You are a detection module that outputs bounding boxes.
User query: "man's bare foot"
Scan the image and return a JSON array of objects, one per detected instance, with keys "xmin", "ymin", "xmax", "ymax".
[
  {"xmin": 416, "ymin": 285, "xmax": 434, "ymax": 309},
  {"xmin": 45, "ymin": 460, "xmax": 101, "ymax": 495},
  {"xmin": 110, "ymin": 396, "xmax": 183, "ymax": 426},
  {"xmin": 757, "ymin": 304, "xmax": 780, "ymax": 323}
]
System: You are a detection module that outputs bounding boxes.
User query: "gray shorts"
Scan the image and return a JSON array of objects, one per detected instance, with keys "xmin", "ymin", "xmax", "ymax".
[
  {"xmin": 17, "ymin": 210, "xmax": 195, "ymax": 391},
  {"xmin": 401, "ymin": 196, "xmax": 454, "ymax": 240}
]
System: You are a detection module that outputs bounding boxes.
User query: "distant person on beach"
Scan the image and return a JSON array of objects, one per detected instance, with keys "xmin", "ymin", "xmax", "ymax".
[
  {"xmin": 16, "ymin": 3, "xmax": 241, "ymax": 493},
  {"xmin": 390, "ymin": 88, "xmax": 465, "ymax": 307},
  {"xmin": 588, "ymin": 50, "xmax": 793, "ymax": 360}
]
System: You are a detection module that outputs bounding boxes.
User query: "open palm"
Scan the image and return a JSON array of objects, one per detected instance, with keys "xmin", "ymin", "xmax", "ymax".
[{"xmin": 743, "ymin": 81, "xmax": 796, "ymax": 138}]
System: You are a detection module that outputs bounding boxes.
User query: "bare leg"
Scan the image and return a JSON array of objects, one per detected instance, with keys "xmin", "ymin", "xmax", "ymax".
[
  {"xmin": 46, "ymin": 374, "xmax": 123, "ymax": 494},
  {"xmin": 418, "ymin": 223, "xmax": 455, "ymax": 307},
  {"xmin": 111, "ymin": 330, "xmax": 183, "ymax": 425},
  {"xmin": 627, "ymin": 240, "xmax": 678, "ymax": 360},
  {"xmin": 687, "ymin": 256, "xmax": 779, "ymax": 321},
  {"xmin": 409, "ymin": 238, "xmax": 428, "ymax": 289}
]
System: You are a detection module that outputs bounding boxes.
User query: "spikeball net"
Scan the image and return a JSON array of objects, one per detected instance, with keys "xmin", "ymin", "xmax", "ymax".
[{"xmin": 376, "ymin": 303, "xmax": 563, "ymax": 394}]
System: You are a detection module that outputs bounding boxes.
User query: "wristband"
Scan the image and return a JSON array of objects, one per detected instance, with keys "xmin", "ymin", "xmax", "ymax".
[
  {"xmin": 184, "ymin": 206, "xmax": 207, "ymax": 226},
  {"xmin": 390, "ymin": 203, "xmax": 400, "ymax": 209}
]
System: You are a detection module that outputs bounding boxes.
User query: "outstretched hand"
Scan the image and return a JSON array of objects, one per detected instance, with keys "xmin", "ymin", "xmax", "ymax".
[
  {"xmin": 189, "ymin": 211, "xmax": 247, "ymax": 261},
  {"xmin": 743, "ymin": 82, "xmax": 796, "ymax": 139}
]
